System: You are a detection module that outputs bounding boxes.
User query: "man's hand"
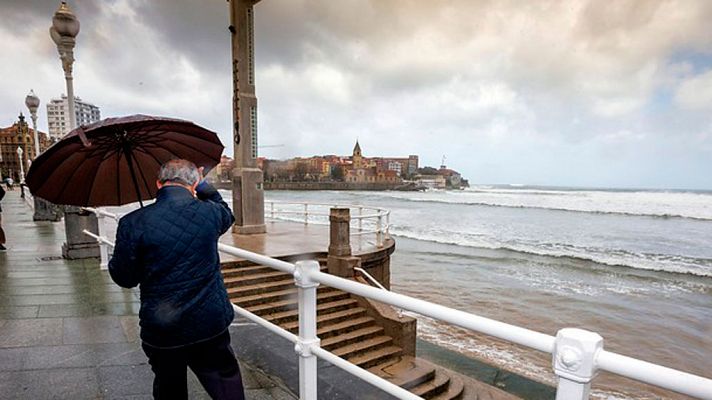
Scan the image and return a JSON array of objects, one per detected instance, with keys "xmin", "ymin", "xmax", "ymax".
[{"xmin": 198, "ymin": 166, "xmax": 205, "ymax": 182}]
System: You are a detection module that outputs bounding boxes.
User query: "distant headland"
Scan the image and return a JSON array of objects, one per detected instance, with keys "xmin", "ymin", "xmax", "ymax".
[{"xmin": 208, "ymin": 141, "xmax": 469, "ymax": 191}]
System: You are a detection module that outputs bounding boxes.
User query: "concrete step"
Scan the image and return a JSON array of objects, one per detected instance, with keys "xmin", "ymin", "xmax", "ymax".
[
  {"xmin": 346, "ymin": 346, "xmax": 402, "ymax": 369},
  {"xmin": 321, "ymin": 326, "xmax": 385, "ymax": 351},
  {"xmin": 332, "ymin": 335, "xmax": 393, "ymax": 359},
  {"xmin": 222, "ymin": 264, "xmax": 279, "ymax": 279},
  {"xmin": 430, "ymin": 374, "xmax": 464, "ymax": 400},
  {"xmin": 221, "ymin": 259, "xmax": 260, "ymax": 271},
  {"xmin": 224, "ymin": 270, "xmax": 290, "ymax": 287},
  {"xmin": 270, "ymin": 306, "xmax": 367, "ymax": 328},
  {"xmin": 231, "ymin": 286, "xmax": 342, "ymax": 308},
  {"xmin": 244, "ymin": 295, "xmax": 357, "ymax": 317},
  {"xmin": 411, "ymin": 369, "xmax": 452, "ymax": 399},
  {"xmin": 227, "ymin": 277, "xmax": 295, "ymax": 298},
  {"xmin": 368, "ymin": 356, "xmax": 436, "ymax": 391},
  {"xmin": 315, "ymin": 316, "xmax": 376, "ymax": 339}
]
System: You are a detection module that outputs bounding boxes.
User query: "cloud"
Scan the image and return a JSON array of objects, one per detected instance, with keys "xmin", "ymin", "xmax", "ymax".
[
  {"xmin": 1, "ymin": 0, "xmax": 712, "ymax": 189},
  {"xmin": 674, "ymin": 69, "xmax": 712, "ymax": 110}
]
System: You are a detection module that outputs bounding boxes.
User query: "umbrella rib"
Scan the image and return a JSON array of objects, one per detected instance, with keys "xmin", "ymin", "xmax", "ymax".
[
  {"xmin": 83, "ymin": 148, "xmax": 120, "ymax": 206},
  {"xmin": 134, "ymin": 154, "xmax": 153, "ymax": 201}
]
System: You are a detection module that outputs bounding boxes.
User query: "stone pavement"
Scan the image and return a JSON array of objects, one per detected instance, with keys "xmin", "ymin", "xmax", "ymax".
[{"xmin": 0, "ymin": 190, "xmax": 296, "ymax": 400}]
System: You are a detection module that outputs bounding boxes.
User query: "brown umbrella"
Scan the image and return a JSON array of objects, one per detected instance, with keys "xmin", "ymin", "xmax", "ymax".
[{"xmin": 26, "ymin": 114, "xmax": 224, "ymax": 207}]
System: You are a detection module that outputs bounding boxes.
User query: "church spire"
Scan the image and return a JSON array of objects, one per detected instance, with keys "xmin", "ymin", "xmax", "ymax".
[{"xmin": 353, "ymin": 140, "xmax": 362, "ymax": 157}]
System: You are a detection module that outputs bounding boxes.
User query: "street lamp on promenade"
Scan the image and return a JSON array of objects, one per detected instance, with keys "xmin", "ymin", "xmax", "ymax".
[
  {"xmin": 50, "ymin": 1, "xmax": 80, "ymax": 130},
  {"xmin": 16, "ymin": 147, "xmax": 25, "ymax": 183},
  {"xmin": 26, "ymin": 90, "xmax": 60, "ymax": 221},
  {"xmin": 25, "ymin": 90, "xmax": 41, "ymax": 157},
  {"xmin": 49, "ymin": 2, "xmax": 96, "ymax": 257}
]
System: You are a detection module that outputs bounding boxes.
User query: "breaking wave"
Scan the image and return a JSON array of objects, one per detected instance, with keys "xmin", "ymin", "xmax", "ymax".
[
  {"xmin": 389, "ymin": 227, "xmax": 712, "ymax": 278},
  {"xmin": 372, "ymin": 189, "xmax": 712, "ymax": 221}
]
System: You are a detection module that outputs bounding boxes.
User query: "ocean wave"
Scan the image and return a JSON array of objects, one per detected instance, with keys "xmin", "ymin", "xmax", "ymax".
[
  {"xmin": 390, "ymin": 227, "xmax": 712, "ymax": 278},
  {"xmin": 378, "ymin": 194, "xmax": 712, "ymax": 221}
]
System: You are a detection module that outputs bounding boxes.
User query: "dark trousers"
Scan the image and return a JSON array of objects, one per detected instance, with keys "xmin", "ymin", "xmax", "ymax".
[{"xmin": 142, "ymin": 330, "xmax": 245, "ymax": 400}]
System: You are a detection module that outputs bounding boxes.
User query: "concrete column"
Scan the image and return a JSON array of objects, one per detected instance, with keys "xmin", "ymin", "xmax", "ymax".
[
  {"xmin": 229, "ymin": 0, "xmax": 265, "ymax": 234},
  {"xmin": 62, "ymin": 206, "xmax": 100, "ymax": 259},
  {"xmin": 327, "ymin": 208, "xmax": 360, "ymax": 278}
]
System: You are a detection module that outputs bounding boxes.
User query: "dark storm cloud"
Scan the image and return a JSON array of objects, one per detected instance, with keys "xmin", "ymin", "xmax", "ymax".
[
  {"xmin": 1, "ymin": 0, "xmax": 711, "ymax": 188},
  {"xmin": 1, "ymin": 0, "xmax": 103, "ymax": 35}
]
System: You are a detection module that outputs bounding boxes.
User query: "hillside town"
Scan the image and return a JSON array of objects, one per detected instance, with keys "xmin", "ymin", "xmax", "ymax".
[{"xmin": 209, "ymin": 141, "xmax": 468, "ymax": 190}]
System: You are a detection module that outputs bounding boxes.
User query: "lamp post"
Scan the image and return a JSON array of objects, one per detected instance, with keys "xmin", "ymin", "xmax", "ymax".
[
  {"xmin": 50, "ymin": 1, "xmax": 80, "ymax": 130},
  {"xmin": 25, "ymin": 90, "xmax": 41, "ymax": 157},
  {"xmin": 26, "ymin": 90, "xmax": 60, "ymax": 221},
  {"xmin": 50, "ymin": 2, "xmax": 96, "ymax": 258},
  {"xmin": 16, "ymin": 147, "xmax": 25, "ymax": 183}
]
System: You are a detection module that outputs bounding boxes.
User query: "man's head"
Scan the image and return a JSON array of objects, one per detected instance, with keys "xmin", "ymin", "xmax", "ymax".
[{"xmin": 156, "ymin": 159, "xmax": 202, "ymax": 195}]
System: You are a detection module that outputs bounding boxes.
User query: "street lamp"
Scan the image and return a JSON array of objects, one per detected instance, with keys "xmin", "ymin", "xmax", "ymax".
[
  {"xmin": 50, "ymin": 1, "xmax": 80, "ymax": 130},
  {"xmin": 25, "ymin": 90, "xmax": 41, "ymax": 157},
  {"xmin": 16, "ymin": 147, "xmax": 25, "ymax": 183}
]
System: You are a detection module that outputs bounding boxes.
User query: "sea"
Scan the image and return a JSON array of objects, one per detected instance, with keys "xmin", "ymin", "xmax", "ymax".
[{"xmin": 258, "ymin": 186, "xmax": 712, "ymax": 400}]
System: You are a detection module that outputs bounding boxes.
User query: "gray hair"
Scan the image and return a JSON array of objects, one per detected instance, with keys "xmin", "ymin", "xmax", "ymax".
[{"xmin": 158, "ymin": 159, "xmax": 200, "ymax": 186}]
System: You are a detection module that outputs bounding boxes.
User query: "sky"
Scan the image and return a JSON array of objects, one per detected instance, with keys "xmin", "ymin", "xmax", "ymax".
[{"xmin": 1, "ymin": 0, "xmax": 711, "ymax": 190}]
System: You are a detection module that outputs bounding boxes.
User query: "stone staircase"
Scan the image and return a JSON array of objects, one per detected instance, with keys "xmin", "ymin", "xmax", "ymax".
[{"xmin": 222, "ymin": 259, "xmax": 465, "ymax": 399}]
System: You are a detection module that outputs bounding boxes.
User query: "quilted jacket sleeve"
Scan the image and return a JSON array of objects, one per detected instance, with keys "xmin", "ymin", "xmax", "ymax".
[
  {"xmin": 109, "ymin": 217, "xmax": 142, "ymax": 288},
  {"xmin": 196, "ymin": 181, "xmax": 235, "ymax": 235}
]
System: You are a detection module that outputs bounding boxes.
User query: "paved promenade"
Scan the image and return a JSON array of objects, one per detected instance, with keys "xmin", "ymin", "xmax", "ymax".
[{"xmin": 0, "ymin": 190, "xmax": 296, "ymax": 399}]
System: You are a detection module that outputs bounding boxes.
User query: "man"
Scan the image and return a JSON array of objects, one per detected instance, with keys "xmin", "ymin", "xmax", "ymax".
[
  {"xmin": 0, "ymin": 183, "xmax": 5, "ymax": 251},
  {"xmin": 109, "ymin": 159, "xmax": 244, "ymax": 400}
]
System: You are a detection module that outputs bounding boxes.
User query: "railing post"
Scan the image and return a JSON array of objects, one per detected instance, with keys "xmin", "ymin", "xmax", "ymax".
[
  {"xmin": 376, "ymin": 215, "xmax": 383, "ymax": 247},
  {"xmin": 304, "ymin": 203, "xmax": 308, "ymax": 225},
  {"xmin": 96, "ymin": 210, "xmax": 109, "ymax": 270},
  {"xmin": 294, "ymin": 260, "xmax": 321, "ymax": 400},
  {"xmin": 553, "ymin": 328, "xmax": 603, "ymax": 400},
  {"xmin": 385, "ymin": 212, "xmax": 390, "ymax": 238},
  {"xmin": 358, "ymin": 207, "xmax": 363, "ymax": 233}
]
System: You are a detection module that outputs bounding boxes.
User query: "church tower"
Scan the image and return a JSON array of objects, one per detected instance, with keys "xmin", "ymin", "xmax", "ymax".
[{"xmin": 352, "ymin": 140, "xmax": 363, "ymax": 168}]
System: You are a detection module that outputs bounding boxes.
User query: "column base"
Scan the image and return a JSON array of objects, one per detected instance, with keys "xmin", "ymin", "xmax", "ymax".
[
  {"xmin": 62, "ymin": 242, "xmax": 100, "ymax": 260},
  {"xmin": 232, "ymin": 224, "xmax": 266, "ymax": 235},
  {"xmin": 327, "ymin": 255, "xmax": 361, "ymax": 278}
]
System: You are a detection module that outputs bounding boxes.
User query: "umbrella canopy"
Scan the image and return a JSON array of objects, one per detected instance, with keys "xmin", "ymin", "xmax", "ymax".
[{"xmin": 26, "ymin": 114, "xmax": 224, "ymax": 207}]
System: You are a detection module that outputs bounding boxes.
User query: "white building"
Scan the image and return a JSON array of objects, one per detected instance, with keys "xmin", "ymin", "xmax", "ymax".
[{"xmin": 46, "ymin": 95, "xmax": 101, "ymax": 140}]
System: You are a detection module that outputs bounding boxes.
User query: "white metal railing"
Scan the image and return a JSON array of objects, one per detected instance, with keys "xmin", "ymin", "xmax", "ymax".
[
  {"xmin": 217, "ymin": 242, "xmax": 712, "ymax": 400},
  {"xmin": 22, "ymin": 185, "xmax": 34, "ymax": 210},
  {"xmin": 78, "ymin": 206, "xmax": 712, "ymax": 399},
  {"xmin": 354, "ymin": 267, "xmax": 387, "ymax": 291},
  {"xmin": 265, "ymin": 201, "xmax": 391, "ymax": 247},
  {"xmin": 81, "ymin": 207, "xmax": 120, "ymax": 270}
]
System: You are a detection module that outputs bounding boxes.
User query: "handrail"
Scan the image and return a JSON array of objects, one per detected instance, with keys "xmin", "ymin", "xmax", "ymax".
[
  {"xmin": 80, "ymin": 207, "xmax": 120, "ymax": 270},
  {"xmin": 354, "ymin": 267, "xmax": 387, "ymax": 291},
  {"xmin": 82, "ymin": 229, "xmax": 115, "ymax": 247},
  {"xmin": 215, "ymin": 242, "xmax": 712, "ymax": 400},
  {"xmin": 264, "ymin": 200, "xmax": 391, "ymax": 247},
  {"xmin": 82, "ymin": 207, "xmax": 120, "ymax": 221}
]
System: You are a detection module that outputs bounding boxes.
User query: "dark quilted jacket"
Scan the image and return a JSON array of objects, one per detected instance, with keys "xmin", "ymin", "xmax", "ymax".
[{"xmin": 109, "ymin": 182, "xmax": 235, "ymax": 348}]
